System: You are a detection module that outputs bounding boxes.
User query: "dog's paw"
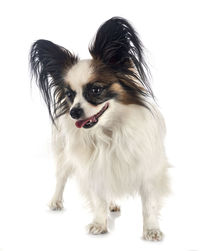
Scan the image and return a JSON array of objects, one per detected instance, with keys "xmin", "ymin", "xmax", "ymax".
[
  {"xmin": 87, "ymin": 222, "xmax": 108, "ymax": 235},
  {"xmin": 109, "ymin": 203, "xmax": 120, "ymax": 213},
  {"xmin": 49, "ymin": 200, "xmax": 63, "ymax": 211},
  {"xmin": 143, "ymin": 229, "xmax": 163, "ymax": 241}
]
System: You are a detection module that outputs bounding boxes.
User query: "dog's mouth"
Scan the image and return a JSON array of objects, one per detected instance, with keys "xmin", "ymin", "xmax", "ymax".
[{"xmin": 75, "ymin": 103, "xmax": 109, "ymax": 129}]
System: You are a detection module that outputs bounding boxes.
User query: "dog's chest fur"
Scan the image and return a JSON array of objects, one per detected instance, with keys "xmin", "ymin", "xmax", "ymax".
[
  {"xmin": 66, "ymin": 131, "xmax": 138, "ymax": 201},
  {"xmin": 56, "ymin": 103, "xmax": 165, "ymax": 201}
]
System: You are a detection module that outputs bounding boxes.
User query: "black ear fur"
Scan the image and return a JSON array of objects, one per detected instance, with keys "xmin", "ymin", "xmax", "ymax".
[
  {"xmin": 89, "ymin": 17, "xmax": 154, "ymax": 100},
  {"xmin": 30, "ymin": 39, "xmax": 78, "ymax": 122}
]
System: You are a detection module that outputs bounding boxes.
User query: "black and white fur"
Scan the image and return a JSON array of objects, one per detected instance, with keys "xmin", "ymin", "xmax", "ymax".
[{"xmin": 30, "ymin": 17, "xmax": 170, "ymax": 241}]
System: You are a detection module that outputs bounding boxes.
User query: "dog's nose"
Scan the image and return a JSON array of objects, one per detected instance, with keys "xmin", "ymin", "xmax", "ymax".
[{"xmin": 70, "ymin": 107, "xmax": 84, "ymax": 119}]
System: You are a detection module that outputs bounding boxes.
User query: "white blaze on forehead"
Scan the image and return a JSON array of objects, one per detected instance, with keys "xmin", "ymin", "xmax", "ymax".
[{"xmin": 65, "ymin": 59, "xmax": 93, "ymax": 90}]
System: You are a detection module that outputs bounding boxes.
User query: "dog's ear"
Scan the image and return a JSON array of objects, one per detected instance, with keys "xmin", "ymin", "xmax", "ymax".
[
  {"xmin": 89, "ymin": 17, "xmax": 145, "ymax": 72},
  {"xmin": 30, "ymin": 39, "xmax": 78, "ymax": 122},
  {"xmin": 89, "ymin": 17, "xmax": 153, "ymax": 100}
]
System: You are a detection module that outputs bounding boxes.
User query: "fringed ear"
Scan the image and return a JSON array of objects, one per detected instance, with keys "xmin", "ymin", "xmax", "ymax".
[
  {"xmin": 30, "ymin": 39, "xmax": 78, "ymax": 122},
  {"xmin": 89, "ymin": 17, "xmax": 154, "ymax": 100}
]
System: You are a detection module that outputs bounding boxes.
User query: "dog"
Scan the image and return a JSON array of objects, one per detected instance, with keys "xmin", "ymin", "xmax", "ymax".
[{"xmin": 30, "ymin": 17, "xmax": 170, "ymax": 241}]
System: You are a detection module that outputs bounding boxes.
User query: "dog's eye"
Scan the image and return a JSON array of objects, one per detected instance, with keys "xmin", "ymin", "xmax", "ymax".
[
  {"xmin": 66, "ymin": 89, "xmax": 76, "ymax": 102},
  {"xmin": 66, "ymin": 91, "xmax": 72, "ymax": 98},
  {"xmin": 90, "ymin": 86, "xmax": 103, "ymax": 95}
]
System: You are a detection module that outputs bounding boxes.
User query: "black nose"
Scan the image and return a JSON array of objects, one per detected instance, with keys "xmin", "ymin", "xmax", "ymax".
[{"xmin": 70, "ymin": 107, "xmax": 84, "ymax": 119}]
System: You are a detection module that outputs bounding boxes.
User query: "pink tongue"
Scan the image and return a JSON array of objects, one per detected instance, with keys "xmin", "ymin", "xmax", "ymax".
[{"xmin": 75, "ymin": 115, "xmax": 97, "ymax": 128}]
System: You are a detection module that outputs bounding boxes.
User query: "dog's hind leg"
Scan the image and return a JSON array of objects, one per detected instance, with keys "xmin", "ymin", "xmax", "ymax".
[{"xmin": 109, "ymin": 202, "xmax": 121, "ymax": 212}]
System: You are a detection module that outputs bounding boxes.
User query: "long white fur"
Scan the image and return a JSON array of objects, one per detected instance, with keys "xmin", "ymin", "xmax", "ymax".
[{"xmin": 49, "ymin": 60, "xmax": 170, "ymax": 240}]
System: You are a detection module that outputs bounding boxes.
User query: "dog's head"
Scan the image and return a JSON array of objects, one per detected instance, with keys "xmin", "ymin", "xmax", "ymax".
[{"xmin": 30, "ymin": 17, "xmax": 153, "ymax": 129}]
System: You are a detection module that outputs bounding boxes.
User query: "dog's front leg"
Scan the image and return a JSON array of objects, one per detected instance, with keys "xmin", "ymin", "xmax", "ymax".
[
  {"xmin": 49, "ymin": 166, "xmax": 71, "ymax": 210},
  {"xmin": 49, "ymin": 149, "xmax": 73, "ymax": 210},
  {"xmin": 141, "ymin": 185, "xmax": 164, "ymax": 241},
  {"xmin": 87, "ymin": 196, "xmax": 108, "ymax": 235}
]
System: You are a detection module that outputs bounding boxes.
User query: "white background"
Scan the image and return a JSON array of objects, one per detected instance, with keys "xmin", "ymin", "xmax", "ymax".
[{"xmin": 0, "ymin": 0, "xmax": 200, "ymax": 250}]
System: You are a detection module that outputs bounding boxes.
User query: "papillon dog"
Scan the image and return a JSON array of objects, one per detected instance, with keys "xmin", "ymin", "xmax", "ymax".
[{"xmin": 30, "ymin": 17, "xmax": 170, "ymax": 241}]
